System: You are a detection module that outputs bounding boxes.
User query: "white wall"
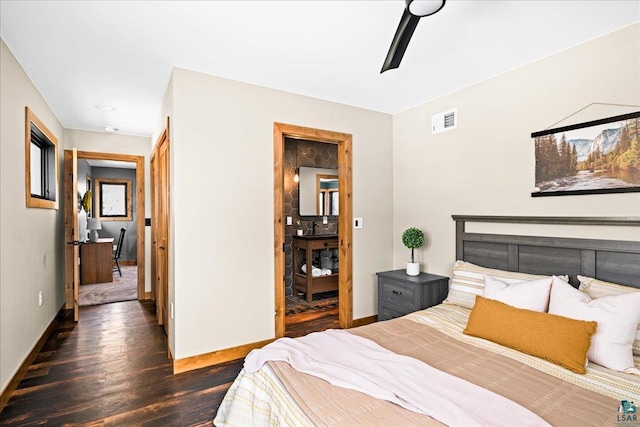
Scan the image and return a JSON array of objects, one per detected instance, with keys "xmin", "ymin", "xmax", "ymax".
[
  {"xmin": 64, "ymin": 129, "xmax": 152, "ymax": 292},
  {"xmin": 392, "ymin": 23, "xmax": 640, "ymax": 278},
  {"xmin": 0, "ymin": 39, "xmax": 65, "ymax": 393},
  {"xmin": 158, "ymin": 68, "xmax": 393, "ymax": 360}
]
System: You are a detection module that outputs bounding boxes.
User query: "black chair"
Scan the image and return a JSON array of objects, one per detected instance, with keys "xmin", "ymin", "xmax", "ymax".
[{"xmin": 113, "ymin": 227, "xmax": 126, "ymax": 277}]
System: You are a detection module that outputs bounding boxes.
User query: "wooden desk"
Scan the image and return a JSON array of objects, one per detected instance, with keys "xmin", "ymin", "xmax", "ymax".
[{"xmin": 80, "ymin": 238, "xmax": 114, "ymax": 285}]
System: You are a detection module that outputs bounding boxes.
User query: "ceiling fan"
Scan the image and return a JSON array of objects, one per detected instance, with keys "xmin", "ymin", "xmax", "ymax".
[{"xmin": 381, "ymin": 0, "xmax": 446, "ymax": 73}]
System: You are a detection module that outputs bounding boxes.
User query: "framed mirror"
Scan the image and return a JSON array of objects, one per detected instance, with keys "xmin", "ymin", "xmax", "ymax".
[
  {"xmin": 95, "ymin": 177, "xmax": 132, "ymax": 221},
  {"xmin": 298, "ymin": 166, "xmax": 338, "ymax": 216}
]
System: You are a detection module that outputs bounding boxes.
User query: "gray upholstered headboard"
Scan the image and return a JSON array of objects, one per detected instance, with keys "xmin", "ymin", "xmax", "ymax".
[{"xmin": 453, "ymin": 216, "xmax": 640, "ymax": 289}]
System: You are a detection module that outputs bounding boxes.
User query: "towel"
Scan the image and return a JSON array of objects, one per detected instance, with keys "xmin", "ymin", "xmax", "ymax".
[{"xmin": 301, "ymin": 264, "xmax": 323, "ymax": 278}]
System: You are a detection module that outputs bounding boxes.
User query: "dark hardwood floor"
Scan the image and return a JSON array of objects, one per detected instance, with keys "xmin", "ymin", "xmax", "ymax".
[
  {"xmin": 0, "ymin": 300, "xmax": 338, "ymax": 426},
  {"xmin": 285, "ymin": 305, "xmax": 339, "ymax": 338}
]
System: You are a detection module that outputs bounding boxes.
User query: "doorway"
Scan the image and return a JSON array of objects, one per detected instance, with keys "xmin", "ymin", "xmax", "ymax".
[
  {"xmin": 63, "ymin": 150, "xmax": 146, "ymax": 320},
  {"xmin": 283, "ymin": 138, "xmax": 339, "ymax": 335},
  {"xmin": 273, "ymin": 123, "xmax": 353, "ymax": 338}
]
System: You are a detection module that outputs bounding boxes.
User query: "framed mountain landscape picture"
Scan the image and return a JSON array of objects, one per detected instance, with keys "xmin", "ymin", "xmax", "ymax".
[{"xmin": 531, "ymin": 111, "xmax": 640, "ymax": 197}]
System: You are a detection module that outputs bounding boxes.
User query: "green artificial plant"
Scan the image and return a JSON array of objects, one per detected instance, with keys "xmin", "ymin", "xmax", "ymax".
[{"xmin": 402, "ymin": 227, "xmax": 425, "ymax": 263}]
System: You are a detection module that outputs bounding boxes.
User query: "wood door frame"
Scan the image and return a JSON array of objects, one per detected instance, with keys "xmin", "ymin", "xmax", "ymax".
[
  {"xmin": 65, "ymin": 150, "xmax": 146, "ymax": 303},
  {"xmin": 151, "ymin": 121, "xmax": 170, "ymax": 331},
  {"xmin": 274, "ymin": 123, "xmax": 353, "ymax": 338},
  {"xmin": 150, "ymin": 150, "xmax": 157, "ymax": 303},
  {"xmin": 63, "ymin": 149, "xmax": 80, "ymax": 320}
]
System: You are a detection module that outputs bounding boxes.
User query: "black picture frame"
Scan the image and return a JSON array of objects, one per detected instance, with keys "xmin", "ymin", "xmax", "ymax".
[
  {"xmin": 99, "ymin": 182, "xmax": 128, "ymax": 217},
  {"xmin": 95, "ymin": 178, "xmax": 133, "ymax": 223},
  {"xmin": 531, "ymin": 111, "xmax": 640, "ymax": 197}
]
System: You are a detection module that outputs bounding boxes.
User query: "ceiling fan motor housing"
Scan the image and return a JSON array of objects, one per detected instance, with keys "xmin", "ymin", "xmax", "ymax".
[{"xmin": 406, "ymin": 0, "xmax": 446, "ymax": 18}]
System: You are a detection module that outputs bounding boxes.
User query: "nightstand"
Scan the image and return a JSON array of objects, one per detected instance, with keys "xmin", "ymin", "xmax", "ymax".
[{"xmin": 377, "ymin": 270, "xmax": 449, "ymax": 321}]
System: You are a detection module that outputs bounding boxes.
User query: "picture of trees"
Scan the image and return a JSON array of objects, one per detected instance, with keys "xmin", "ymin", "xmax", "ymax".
[{"xmin": 532, "ymin": 112, "xmax": 640, "ymax": 196}]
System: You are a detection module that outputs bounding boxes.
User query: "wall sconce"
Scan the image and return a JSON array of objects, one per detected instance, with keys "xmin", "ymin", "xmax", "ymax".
[
  {"xmin": 82, "ymin": 190, "xmax": 92, "ymax": 213},
  {"xmin": 293, "ymin": 142, "xmax": 300, "ymax": 183}
]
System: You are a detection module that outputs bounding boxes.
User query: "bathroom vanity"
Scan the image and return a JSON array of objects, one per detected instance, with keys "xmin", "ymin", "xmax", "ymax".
[{"xmin": 292, "ymin": 234, "xmax": 339, "ymax": 302}]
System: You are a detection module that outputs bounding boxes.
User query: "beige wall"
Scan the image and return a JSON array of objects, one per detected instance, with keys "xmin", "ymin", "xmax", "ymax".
[
  {"xmin": 161, "ymin": 68, "xmax": 393, "ymax": 359},
  {"xmin": 0, "ymin": 39, "xmax": 66, "ymax": 393},
  {"xmin": 392, "ymin": 23, "xmax": 640, "ymax": 278},
  {"xmin": 64, "ymin": 129, "xmax": 152, "ymax": 292}
]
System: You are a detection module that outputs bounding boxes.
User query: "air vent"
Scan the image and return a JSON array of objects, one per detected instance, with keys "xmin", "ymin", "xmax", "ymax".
[{"xmin": 432, "ymin": 108, "xmax": 457, "ymax": 135}]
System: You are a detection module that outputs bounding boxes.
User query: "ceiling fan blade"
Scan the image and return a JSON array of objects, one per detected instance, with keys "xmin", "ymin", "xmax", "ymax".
[{"xmin": 381, "ymin": 8, "xmax": 421, "ymax": 73}]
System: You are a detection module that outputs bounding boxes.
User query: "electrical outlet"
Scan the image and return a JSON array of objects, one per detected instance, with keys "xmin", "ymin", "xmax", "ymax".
[
  {"xmin": 38, "ymin": 291, "xmax": 43, "ymax": 307},
  {"xmin": 170, "ymin": 302, "xmax": 174, "ymax": 319},
  {"xmin": 323, "ymin": 216, "xmax": 328, "ymax": 224},
  {"xmin": 286, "ymin": 216, "xmax": 292, "ymax": 226},
  {"xmin": 354, "ymin": 218, "xmax": 363, "ymax": 229}
]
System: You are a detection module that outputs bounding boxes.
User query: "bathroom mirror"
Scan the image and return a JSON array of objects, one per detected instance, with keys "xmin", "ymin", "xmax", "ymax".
[{"xmin": 298, "ymin": 166, "xmax": 339, "ymax": 216}]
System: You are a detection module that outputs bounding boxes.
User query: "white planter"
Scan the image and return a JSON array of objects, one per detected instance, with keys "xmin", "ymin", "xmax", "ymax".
[{"xmin": 406, "ymin": 262, "xmax": 420, "ymax": 276}]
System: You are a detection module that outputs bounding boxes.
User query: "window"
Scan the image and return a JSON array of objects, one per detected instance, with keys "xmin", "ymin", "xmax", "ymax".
[{"xmin": 25, "ymin": 107, "xmax": 58, "ymax": 209}]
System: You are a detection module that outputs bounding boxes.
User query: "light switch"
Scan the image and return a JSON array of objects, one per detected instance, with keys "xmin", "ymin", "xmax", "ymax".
[
  {"xmin": 286, "ymin": 216, "xmax": 292, "ymax": 226},
  {"xmin": 354, "ymin": 218, "xmax": 363, "ymax": 229}
]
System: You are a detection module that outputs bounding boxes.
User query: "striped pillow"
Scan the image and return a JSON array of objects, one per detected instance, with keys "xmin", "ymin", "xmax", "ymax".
[
  {"xmin": 578, "ymin": 275, "xmax": 640, "ymax": 356},
  {"xmin": 445, "ymin": 260, "xmax": 565, "ymax": 309}
]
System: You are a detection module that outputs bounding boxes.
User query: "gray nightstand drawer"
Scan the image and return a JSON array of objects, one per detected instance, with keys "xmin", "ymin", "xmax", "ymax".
[
  {"xmin": 379, "ymin": 278, "xmax": 418, "ymax": 309},
  {"xmin": 379, "ymin": 302, "xmax": 412, "ymax": 321}
]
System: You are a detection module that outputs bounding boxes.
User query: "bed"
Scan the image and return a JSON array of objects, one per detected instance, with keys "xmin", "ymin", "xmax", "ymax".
[{"xmin": 214, "ymin": 216, "xmax": 640, "ymax": 426}]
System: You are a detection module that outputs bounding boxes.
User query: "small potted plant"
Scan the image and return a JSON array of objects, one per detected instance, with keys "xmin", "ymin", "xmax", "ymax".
[
  {"xmin": 295, "ymin": 219, "xmax": 304, "ymax": 236},
  {"xmin": 402, "ymin": 227, "xmax": 425, "ymax": 276}
]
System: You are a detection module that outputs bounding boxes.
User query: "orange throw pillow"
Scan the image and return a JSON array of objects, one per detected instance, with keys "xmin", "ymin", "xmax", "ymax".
[{"xmin": 463, "ymin": 296, "xmax": 597, "ymax": 374}]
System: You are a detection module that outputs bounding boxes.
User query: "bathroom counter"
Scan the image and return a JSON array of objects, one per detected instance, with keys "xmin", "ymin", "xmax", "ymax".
[
  {"xmin": 292, "ymin": 234, "xmax": 338, "ymax": 240},
  {"xmin": 292, "ymin": 235, "xmax": 339, "ymax": 302}
]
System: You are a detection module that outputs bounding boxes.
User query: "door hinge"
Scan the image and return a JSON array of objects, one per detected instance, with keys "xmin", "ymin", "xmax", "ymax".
[{"xmin": 282, "ymin": 243, "xmax": 285, "ymax": 252}]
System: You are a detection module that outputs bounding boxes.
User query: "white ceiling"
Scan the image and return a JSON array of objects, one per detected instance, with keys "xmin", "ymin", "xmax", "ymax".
[
  {"xmin": 86, "ymin": 159, "xmax": 136, "ymax": 170},
  {"xmin": 1, "ymin": 1, "xmax": 638, "ymax": 137}
]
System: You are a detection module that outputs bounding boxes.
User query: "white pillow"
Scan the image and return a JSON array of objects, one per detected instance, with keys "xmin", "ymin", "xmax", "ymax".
[
  {"xmin": 577, "ymin": 275, "xmax": 640, "ymax": 356},
  {"xmin": 445, "ymin": 260, "xmax": 567, "ymax": 309},
  {"xmin": 548, "ymin": 276, "xmax": 640, "ymax": 373},
  {"xmin": 483, "ymin": 275, "xmax": 552, "ymax": 312}
]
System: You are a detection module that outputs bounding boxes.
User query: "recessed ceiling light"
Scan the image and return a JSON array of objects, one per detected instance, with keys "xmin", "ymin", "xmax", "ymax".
[
  {"xmin": 104, "ymin": 126, "xmax": 119, "ymax": 133},
  {"xmin": 95, "ymin": 104, "xmax": 116, "ymax": 111}
]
